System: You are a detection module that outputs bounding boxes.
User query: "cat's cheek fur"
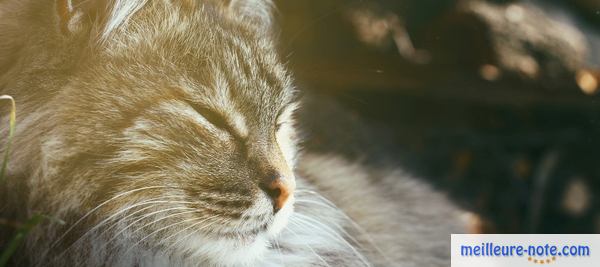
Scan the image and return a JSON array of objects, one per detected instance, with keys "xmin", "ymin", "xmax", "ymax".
[
  {"xmin": 178, "ymin": 234, "xmax": 270, "ymax": 266},
  {"xmin": 266, "ymin": 195, "xmax": 294, "ymax": 236},
  {"xmin": 167, "ymin": 195, "xmax": 293, "ymax": 266},
  {"xmin": 275, "ymin": 121, "xmax": 298, "ymax": 168},
  {"xmin": 0, "ymin": 0, "xmax": 471, "ymax": 266}
]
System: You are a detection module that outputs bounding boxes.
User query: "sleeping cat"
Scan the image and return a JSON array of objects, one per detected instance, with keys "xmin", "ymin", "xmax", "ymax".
[{"xmin": 0, "ymin": 0, "xmax": 468, "ymax": 266}]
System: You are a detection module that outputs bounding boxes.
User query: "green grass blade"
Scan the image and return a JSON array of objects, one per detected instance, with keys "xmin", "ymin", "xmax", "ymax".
[
  {"xmin": 0, "ymin": 214, "xmax": 43, "ymax": 267},
  {"xmin": 0, "ymin": 95, "xmax": 16, "ymax": 183}
]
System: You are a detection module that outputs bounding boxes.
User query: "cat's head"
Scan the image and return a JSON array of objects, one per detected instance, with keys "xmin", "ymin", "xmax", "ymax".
[{"xmin": 48, "ymin": 0, "xmax": 298, "ymax": 264}]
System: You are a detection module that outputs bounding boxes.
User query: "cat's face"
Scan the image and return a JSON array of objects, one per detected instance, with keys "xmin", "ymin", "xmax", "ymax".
[{"xmin": 51, "ymin": 0, "xmax": 298, "ymax": 264}]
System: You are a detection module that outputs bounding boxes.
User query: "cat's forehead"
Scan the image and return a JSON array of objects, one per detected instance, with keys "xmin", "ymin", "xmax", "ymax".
[
  {"xmin": 186, "ymin": 24, "xmax": 294, "ymax": 120},
  {"xmin": 98, "ymin": 0, "xmax": 294, "ymax": 123},
  {"xmin": 182, "ymin": 54, "xmax": 295, "ymax": 123}
]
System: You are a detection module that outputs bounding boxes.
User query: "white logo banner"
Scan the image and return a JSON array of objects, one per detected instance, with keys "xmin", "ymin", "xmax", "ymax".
[{"xmin": 451, "ymin": 234, "xmax": 600, "ymax": 267}]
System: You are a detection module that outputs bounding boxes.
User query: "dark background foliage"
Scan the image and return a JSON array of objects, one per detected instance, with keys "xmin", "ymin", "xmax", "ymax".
[{"xmin": 275, "ymin": 0, "xmax": 600, "ymax": 233}]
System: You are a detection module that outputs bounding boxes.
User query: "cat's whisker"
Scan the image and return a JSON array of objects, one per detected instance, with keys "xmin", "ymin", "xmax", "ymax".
[
  {"xmin": 52, "ymin": 198, "xmax": 191, "ymax": 262},
  {"xmin": 61, "ymin": 197, "xmax": 187, "ymax": 244},
  {"xmin": 91, "ymin": 198, "xmax": 192, "ymax": 237},
  {"xmin": 293, "ymin": 212, "xmax": 364, "ymax": 250},
  {"xmin": 289, "ymin": 215, "xmax": 371, "ymax": 267},
  {"xmin": 163, "ymin": 215, "xmax": 221, "ymax": 252},
  {"xmin": 40, "ymin": 187, "xmax": 176, "ymax": 264},
  {"xmin": 128, "ymin": 207, "xmax": 198, "ymax": 236},
  {"xmin": 284, "ymin": 225, "xmax": 331, "ymax": 267},
  {"xmin": 290, "ymin": 218, "xmax": 370, "ymax": 267},
  {"xmin": 294, "ymin": 198, "xmax": 393, "ymax": 265},
  {"xmin": 297, "ymin": 193, "xmax": 373, "ymax": 231},
  {"xmin": 48, "ymin": 186, "xmax": 172, "ymax": 246},
  {"xmin": 294, "ymin": 189, "xmax": 324, "ymax": 195},
  {"xmin": 296, "ymin": 191, "xmax": 392, "ymax": 262},
  {"xmin": 123, "ymin": 210, "xmax": 205, "ymax": 255},
  {"xmin": 295, "ymin": 199, "xmax": 369, "ymax": 241},
  {"xmin": 273, "ymin": 238, "xmax": 285, "ymax": 265},
  {"xmin": 103, "ymin": 206, "xmax": 198, "ymax": 246},
  {"xmin": 294, "ymin": 199, "xmax": 338, "ymax": 212},
  {"xmin": 96, "ymin": 200, "xmax": 181, "ymax": 237},
  {"xmin": 272, "ymin": 238, "xmax": 285, "ymax": 266}
]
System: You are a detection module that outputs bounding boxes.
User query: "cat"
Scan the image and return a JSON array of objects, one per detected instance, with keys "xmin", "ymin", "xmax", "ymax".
[{"xmin": 0, "ymin": 0, "xmax": 469, "ymax": 266}]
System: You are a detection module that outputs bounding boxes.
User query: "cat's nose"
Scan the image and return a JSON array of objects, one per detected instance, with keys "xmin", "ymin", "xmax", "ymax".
[{"xmin": 259, "ymin": 174, "xmax": 293, "ymax": 213}]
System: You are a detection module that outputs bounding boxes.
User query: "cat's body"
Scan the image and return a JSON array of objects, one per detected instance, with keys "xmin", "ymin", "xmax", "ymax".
[{"xmin": 0, "ymin": 0, "xmax": 467, "ymax": 266}]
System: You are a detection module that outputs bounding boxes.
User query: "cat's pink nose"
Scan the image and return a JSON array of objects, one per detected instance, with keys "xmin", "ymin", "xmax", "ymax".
[{"xmin": 260, "ymin": 175, "xmax": 294, "ymax": 213}]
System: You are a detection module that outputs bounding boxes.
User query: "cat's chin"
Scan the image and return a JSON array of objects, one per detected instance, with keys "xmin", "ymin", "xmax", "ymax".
[
  {"xmin": 177, "ymin": 199, "xmax": 294, "ymax": 266},
  {"xmin": 266, "ymin": 196, "xmax": 294, "ymax": 237}
]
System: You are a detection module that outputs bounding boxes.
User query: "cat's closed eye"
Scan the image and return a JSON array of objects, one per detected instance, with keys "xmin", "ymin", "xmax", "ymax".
[
  {"xmin": 0, "ymin": 0, "xmax": 470, "ymax": 266},
  {"xmin": 186, "ymin": 101, "xmax": 243, "ymax": 139},
  {"xmin": 275, "ymin": 103, "xmax": 298, "ymax": 132}
]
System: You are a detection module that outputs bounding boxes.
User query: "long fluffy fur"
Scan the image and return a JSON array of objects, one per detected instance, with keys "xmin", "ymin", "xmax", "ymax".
[{"xmin": 0, "ymin": 1, "xmax": 468, "ymax": 266}]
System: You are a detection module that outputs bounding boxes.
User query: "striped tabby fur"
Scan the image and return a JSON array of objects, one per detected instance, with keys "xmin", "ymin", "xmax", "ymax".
[{"xmin": 0, "ymin": 0, "xmax": 468, "ymax": 266}]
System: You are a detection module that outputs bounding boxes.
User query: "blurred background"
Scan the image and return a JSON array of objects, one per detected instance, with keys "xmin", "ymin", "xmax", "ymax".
[{"xmin": 274, "ymin": 0, "xmax": 600, "ymax": 233}]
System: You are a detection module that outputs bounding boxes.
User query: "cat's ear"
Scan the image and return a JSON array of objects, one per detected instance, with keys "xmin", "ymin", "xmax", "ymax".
[
  {"xmin": 227, "ymin": 0, "xmax": 275, "ymax": 32},
  {"xmin": 54, "ymin": 0, "xmax": 96, "ymax": 35}
]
